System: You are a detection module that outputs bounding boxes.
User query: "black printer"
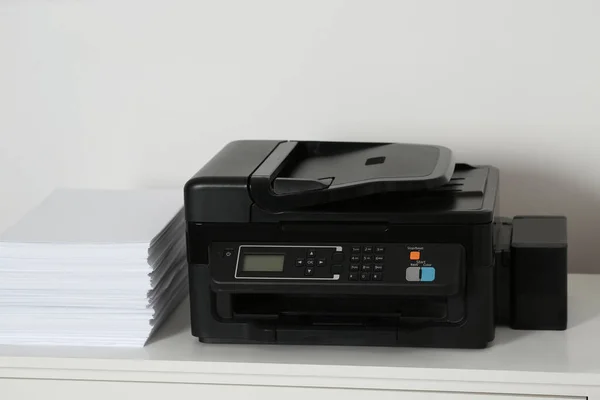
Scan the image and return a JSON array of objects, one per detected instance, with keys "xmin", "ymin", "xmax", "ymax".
[{"xmin": 184, "ymin": 140, "xmax": 568, "ymax": 349}]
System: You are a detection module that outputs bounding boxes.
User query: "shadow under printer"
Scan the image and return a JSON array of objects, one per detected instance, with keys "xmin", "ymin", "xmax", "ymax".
[{"xmin": 183, "ymin": 140, "xmax": 568, "ymax": 349}]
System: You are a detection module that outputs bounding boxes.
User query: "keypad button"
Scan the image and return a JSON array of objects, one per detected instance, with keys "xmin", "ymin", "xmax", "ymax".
[
  {"xmin": 307, "ymin": 249, "xmax": 316, "ymax": 258},
  {"xmin": 350, "ymin": 264, "xmax": 360, "ymax": 272},
  {"xmin": 361, "ymin": 265, "xmax": 372, "ymax": 272},
  {"xmin": 374, "ymin": 255, "xmax": 385, "ymax": 262},
  {"xmin": 421, "ymin": 267, "xmax": 436, "ymax": 282},
  {"xmin": 305, "ymin": 267, "xmax": 315, "ymax": 276},
  {"xmin": 350, "ymin": 255, "xmax": 361, "ymax": 263},
  {"xmin": 306, "ymin": 258, "xmax": 315, "ymax": 267},
  {"xmin": 349, "ymin": 273, "xmax": 359, "ymax": 281},
  {"xmin": 360, "ymin": 272, "xmax": 371, "ymax": 281},
  {"xmin": 296, "ymin": 258, "xmax": 305, "ymax": 267},
  {"xmin": 375, "ymin": 246, "xmax": 385, "ymax": 254},
  {"xmin": 372, "ymin": 272, "xmax": 383, "ymax": 281},
  {"xmin": 351, "ymin": 246, "xmax": 361, "ymax": 253},
  {"xmin": 332, "ymin": 252, "xmax": 344, "ymax": 262},
  {"xmin": 317, "ymin": 258, "xmax": 326, "ymax": 267},
  {"xmin": 331, "ymin": 264, "xmax": 343, "ymax": 274},
  {"xmin": 374, "ymin": 264, "xmax": 384, "ymax": 272},
  {"xmin": 406, "ymin": 266, "xmax": 420, "ymax": 281},
  {"xmin": 363, "ymin": 255, "xmax": 373, "ymax": 263},
  {"xmin": 363, "ymin": 246, "xmax": 373, "ymax": 253}
]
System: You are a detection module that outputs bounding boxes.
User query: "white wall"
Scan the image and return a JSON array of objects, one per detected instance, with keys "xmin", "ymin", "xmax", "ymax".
[{"xmin": 1, "ymin": 0, "xmax": 599, "ymax": 272}]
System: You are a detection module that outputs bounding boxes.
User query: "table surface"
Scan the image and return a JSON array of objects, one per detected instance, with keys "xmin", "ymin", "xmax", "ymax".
[{"xmin": 1, "ymin": 274, "xmax": 600, "ymax": 387}]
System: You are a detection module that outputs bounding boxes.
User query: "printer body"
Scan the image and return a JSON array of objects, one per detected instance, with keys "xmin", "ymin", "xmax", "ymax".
[{"xmin": 185, "ymin": 140, "xmax": 567, "ymax": 349}]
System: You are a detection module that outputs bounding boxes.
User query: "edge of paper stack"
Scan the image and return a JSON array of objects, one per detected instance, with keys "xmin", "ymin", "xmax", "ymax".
[{"xmin": 0, "ymin": 188, "xmax": 187, "ymax": 347}]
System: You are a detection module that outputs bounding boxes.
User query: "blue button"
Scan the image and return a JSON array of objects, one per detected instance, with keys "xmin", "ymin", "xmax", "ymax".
[{"xmin": 420, "ymin": 267, "xmax": 435, "ymax": 282}]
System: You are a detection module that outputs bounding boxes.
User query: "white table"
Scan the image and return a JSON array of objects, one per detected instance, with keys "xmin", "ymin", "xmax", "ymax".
[{"xmin": 2, "ymin": 274, "xmax": 600, "ymax": 400}]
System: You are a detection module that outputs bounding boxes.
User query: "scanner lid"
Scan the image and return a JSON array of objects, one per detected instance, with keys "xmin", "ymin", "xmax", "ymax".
[{"xmin": 250, "ymin": 141, "xmax": 455, "ymax": 211}]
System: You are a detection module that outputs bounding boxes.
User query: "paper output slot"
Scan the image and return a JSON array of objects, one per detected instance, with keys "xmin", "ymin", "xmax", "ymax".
[
  {"xmin": 230, "ymin": 294, "xmax": 448, "ymax": 327},
  {"xmin": 280, "ymin": 223, "xmax": 388, "ymax": 233}
]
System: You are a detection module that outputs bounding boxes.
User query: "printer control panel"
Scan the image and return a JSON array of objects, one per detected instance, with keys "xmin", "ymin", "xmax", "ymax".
[{"xmin": 211, "ymin": 242, "xmax": 463, "ymax": 289}]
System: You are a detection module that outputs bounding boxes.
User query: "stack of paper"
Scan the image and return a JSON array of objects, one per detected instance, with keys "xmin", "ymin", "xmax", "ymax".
[{"xmin": 0, "ymin": 188, "xmax": 187, "ymax": 347}]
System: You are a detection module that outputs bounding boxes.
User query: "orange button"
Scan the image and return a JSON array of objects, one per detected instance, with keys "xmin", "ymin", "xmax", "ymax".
[{"xmin": 409, "ymin": 251, "xmax": 420, "ymax": 260}]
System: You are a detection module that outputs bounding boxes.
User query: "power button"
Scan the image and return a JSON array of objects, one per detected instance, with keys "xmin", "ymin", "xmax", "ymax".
[{"xmin": 223, "ymin": 248, "xmax": 235, "ymax": 257}]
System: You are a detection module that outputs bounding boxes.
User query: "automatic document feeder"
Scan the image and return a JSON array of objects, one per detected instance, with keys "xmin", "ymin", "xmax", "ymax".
[{"xmin": 184, "ymin": 140, "xmax": 568, "ymax": 348}]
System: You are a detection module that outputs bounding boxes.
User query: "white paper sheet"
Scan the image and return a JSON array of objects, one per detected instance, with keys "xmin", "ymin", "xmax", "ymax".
[{"xmin": 0, "ymin": 188, "xmax": 188, "ymax": 347}]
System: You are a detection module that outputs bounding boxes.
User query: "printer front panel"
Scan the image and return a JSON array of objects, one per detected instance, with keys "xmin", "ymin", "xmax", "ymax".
[
  {"xmin": 187, "ymin": 221, "xmax": 494, "ymax": 348},
  {"xmin": 209, "ymin": 241, "xmax": 464, "ymax": 297}
]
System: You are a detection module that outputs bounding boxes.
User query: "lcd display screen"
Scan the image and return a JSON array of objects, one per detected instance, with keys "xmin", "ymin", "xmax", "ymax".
[{"xmin": 241, "ymin": 254, "xmax": 285, "ymax": 272}]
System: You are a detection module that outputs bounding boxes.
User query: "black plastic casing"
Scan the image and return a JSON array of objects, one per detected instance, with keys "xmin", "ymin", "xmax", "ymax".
[
  {"xmin": 184, "ymin": 140, "xmax": 567, "ymax": 349},
  {"xmin": 510, "ymin": 217, "xmax": 568, "ymax": 330}
]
